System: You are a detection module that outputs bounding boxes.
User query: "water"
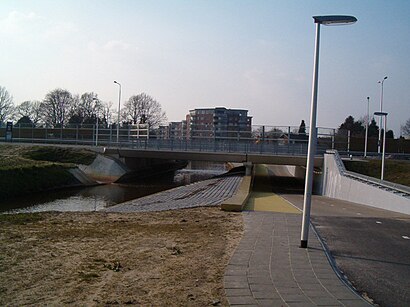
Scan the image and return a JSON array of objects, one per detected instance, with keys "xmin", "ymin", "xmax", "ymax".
[{"xmin": 1, "ymin": 168, "xmax": 225, "ymax": 214}]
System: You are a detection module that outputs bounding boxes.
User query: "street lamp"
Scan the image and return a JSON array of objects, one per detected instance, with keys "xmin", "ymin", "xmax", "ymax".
[
  {"xmin": 92, "ymin": 97, "xmax": 100, "ymax": 146},
  {"xmin": 114, "ymin": 80, "xmax": 122, "ymax": 144},
  {"xmin": 374, "ymin": 112, "xmax": 388, "ymax": 180},
  {"xmin": 377, "ymin": 76, "xmax": 387, "ymax": 153},
  {"xmin": 300, "ymin": 15, "xmax": 357, "ymax": 249},
  {"xmin": 364, "ymin": 97, "xmax": 370, "ymax": 157}
]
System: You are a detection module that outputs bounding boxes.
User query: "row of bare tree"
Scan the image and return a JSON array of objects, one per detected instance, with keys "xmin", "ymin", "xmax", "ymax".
[{"xmin": 0, "ymin": 86, "xmax": 167, "ymax": 128}]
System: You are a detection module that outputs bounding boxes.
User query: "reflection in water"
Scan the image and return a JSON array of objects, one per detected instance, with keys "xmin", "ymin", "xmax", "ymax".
[{"xmin": 1, "ymin": 168, "xmax": 225, "ymax": 214}]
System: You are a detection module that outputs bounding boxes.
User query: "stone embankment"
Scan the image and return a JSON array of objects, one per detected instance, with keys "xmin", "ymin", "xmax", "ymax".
[{"xmin": 105, "ymin": 175, "xmax": 243, "ymax": 213}]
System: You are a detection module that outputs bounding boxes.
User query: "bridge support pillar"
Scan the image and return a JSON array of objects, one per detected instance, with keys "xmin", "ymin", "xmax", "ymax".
[{"xmin": 243, "ymin": 162, "xmax": 252, "ymax": 176}]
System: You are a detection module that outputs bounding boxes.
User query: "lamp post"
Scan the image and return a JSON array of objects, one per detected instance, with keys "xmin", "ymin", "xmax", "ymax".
[
  {"xmin": 374, "ymin": 112, "xmax": 388, "ymax": 180},
  {"xmin": 114, "ymin": 80, "xmax": 122, "ymax": 144},
  {"xmin": 92, "ymin": 97, "xmax": 100, "ymax": 146},
  {"xmin": 300, "ymin": 15, "xmax": 357, "ymax": 249},
  {"xmin": 377, "ymin": 76, "xmax": 387, "ymax": 154},
  {"xmin": 364, "ymin": 97, "xmax": 370, "ymax": 157}
]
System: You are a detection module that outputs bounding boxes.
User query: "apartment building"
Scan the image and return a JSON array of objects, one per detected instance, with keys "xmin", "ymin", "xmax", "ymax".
[{"xmin": 188, "ymin": 107, "xmax": 252, "ymax": 139}]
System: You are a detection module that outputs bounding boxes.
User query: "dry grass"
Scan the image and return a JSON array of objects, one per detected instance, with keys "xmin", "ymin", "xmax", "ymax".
[
  {"xmin": 0, "ymin": 207, "xmax": 243, "ymax": 306},
  {"xmin": 344, "ymin": 159, "xmax": 410, "ymax": 187}
]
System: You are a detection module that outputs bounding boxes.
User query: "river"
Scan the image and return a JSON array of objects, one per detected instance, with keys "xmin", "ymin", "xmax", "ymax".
[{"xmin": 1, "ymin": 165, "xmax": 226, "ymax": 214}]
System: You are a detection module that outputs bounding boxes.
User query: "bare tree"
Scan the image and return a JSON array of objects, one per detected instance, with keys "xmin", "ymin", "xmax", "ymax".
[
  {"xmin": 41, "ymin": 88, "xmax": 73, "ymax": 127},
  {"xmin": 15, "ymin": 100, "xmax": 42, "ymax": 124},
  {"xmin": 401, "ymin": 118, "xmax": 410, "ymax": 138},
  {"xmin": 101, "ymin": 101, "xmax": 113, "ymax": 127},
  {"xmin": 68, "ymin": 92, "xmax": 103, "ymax": 125},
  {"xmin": 0, "ymin": 86, "xmax": 15, "ymax": 124},
  {"xmin": 122, "ymin": 93, "xmax": 167, "ymax": 128}
]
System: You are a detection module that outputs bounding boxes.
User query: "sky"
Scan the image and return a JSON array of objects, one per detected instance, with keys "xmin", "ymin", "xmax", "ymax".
[{"xmin": 1, "ymin": 0, "xmax": 409, "ymax": 136}]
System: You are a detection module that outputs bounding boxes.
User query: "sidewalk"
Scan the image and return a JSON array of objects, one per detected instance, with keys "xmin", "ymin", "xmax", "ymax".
[{"xmin": 224, "ymin": 211, "xmax": 370, "ymax": 307}]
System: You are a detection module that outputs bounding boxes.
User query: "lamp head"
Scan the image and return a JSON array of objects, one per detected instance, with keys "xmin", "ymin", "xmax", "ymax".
[
  {"xmin": 374, "ymin": 111, "xmax": 388, "ymax": 117},
  {"xmin": 313, "ymin": 15, "xmax": 357, "ymax": 25}
]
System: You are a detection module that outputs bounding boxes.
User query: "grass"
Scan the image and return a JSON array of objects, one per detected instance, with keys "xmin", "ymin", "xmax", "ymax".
[
  {"xmin": 22, "ymin": 146, "xmax": 96, "ymax": 165},
  {"xmin": 0, "ymin": 144, "xmax": 97, "ymax": 200},
  {"xmin": 0, "ymin": 212, "xmax": 45, "ymax": 224},
  {"xmin": 344, "ymin": 159, "xmax": 410, "ymax": 187}
]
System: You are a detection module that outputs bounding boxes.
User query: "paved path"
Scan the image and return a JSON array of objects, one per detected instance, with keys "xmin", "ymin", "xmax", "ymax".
[
  {"xmin": 224, "ymin": 164, "xmax": 370, "ymax": 306},
  {"xmin": 224, "ymin": 211, "xmax": 370, "ymax": 307},
  {"xmin": 105, "ymin": 176, "xmax": 242, "ymax": 212}
]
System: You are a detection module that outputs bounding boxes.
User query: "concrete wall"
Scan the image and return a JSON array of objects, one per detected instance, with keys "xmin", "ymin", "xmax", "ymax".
[
  {"xmin": 322, "ymin": 152, "xmax": 410, "ymax": 215},
  {"xmin": 79, "ymin": 154, "xmax": 129, "ymax": 183}
]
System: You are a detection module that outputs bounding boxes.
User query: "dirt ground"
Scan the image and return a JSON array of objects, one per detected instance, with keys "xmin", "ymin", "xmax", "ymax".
[{"xmin": 0, "ymin": 207, "xmax": 243, "ymax": 306}]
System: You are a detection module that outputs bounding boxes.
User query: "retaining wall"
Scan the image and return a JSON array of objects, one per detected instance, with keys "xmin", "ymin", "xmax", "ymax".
[{"xmin": 322, "ymin": 152, "xmax": 410, "ymax": 215}]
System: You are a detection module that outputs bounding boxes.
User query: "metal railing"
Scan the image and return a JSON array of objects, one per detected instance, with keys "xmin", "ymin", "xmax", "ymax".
[
  {"xmin": 327, "ymin": 149, "xmax": 410, "ymax": 198},
  {"xmin": 0, "ymin": 123, "xmax": 340, "ymax": 156},
  {"xmin": 5, "ymin": 123, "xmax": 407, "ymax": 158}
]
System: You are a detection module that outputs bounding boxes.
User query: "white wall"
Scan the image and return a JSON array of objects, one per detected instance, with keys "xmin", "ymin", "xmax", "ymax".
[{"xmin": 322, "ymin": 152, "xmax": 410, "ymax": 215}]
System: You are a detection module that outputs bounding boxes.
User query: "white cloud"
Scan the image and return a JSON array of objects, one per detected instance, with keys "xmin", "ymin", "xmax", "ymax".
[
  {"xmin": 87, "ymin": 40, "xmax": 137, "ymax": 54},
  {"xmin": 0, "ymin": 10, "xmax": 77, "ymax": 41},
  {"xmin": 103, "ymin": 40, "xmax": 130, "ymax": 51},
  {"xmin": 44, "ymin": 21, "xmax": 78, "ymax": 39},
  {"xmin": 0, "ymin": 11, "xmax": 43, "ymax": 34}
]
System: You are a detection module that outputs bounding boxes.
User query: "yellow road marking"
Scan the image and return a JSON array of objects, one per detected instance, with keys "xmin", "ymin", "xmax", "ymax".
[
  {"xmin": 244, "ymin": 164, "xmax": 301, "ymax": 213},
  {"xmin": 244, "ymin": 192, "xmax": 301, "ymax": 213}
]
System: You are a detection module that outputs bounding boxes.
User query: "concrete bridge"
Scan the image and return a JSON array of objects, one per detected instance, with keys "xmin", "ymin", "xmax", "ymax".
[{"xmin": 103, "ymin": 147, "xmax": 323, "ymax": 167}]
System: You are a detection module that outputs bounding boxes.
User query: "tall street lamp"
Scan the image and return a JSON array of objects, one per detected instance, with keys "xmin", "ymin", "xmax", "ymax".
[
  {"xmin": 374, "ymin": 112, "xmax": 388, "ymax": 180},
  {"xmin": 377, "ymin": 76, "xmax": 387, "ymax": 153},
  {"xmin": 300, "ymin": 15, "xmax": 357, "ymax": 249},
  {"xmin": 364, "ymin": 97, "xmax": 370, "ymax": 157},
  {"xmin": 114, "ymin": 80, "xmax": 122, "ymax": 144}
]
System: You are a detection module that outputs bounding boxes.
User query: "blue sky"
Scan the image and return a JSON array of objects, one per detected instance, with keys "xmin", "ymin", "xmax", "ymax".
[{"xmin": 1, "ymin": 0, "xmax": 409, "ymax": 135}]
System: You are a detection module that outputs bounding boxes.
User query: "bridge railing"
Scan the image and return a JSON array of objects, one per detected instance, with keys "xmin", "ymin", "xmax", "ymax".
[{"xmin": 0, "ymin": 123, "xmax": 348, "ymax": 155}]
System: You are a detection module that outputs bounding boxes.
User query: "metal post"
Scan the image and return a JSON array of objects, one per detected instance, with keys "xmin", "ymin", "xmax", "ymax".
[
  {"xmin": 109, "ymin": 125, "xmax": 112, "ymax": 144},
  {"xmin": 76, "ymin": 125, "xmax": 79, "ymax": 144},
  {"xmin": 114, "ymin": 81, "xmax": 122, "ymax": 144},
  {"xmin": 374, "ymin": 111, "xmax": 388, "ymax": 181},
  {"xmin": 262, "ymin": 125, "xmax": 265, "ymax": 141},
  {"xmin": 301, "ymin": 22, "xmax": 320, "ymax": 248},
  {"xmin": 364, "ymin": 97, "xmax": 369, "ymax": 157},
  {"xmin": 378, "ymin": 77, "xmax": 387, "ymax": 154},
  {"xmin": 381, "ymin": 115, "xmax": 387, "ymax": 180},
  {"xmin": 288, "ymin": 126, "xmax": 291, "ymax": 154},
  {"xmin": 96, "ymin": 116, "xmax": 99, "ymax": 146},
  {"xmin": 347, "ymin": 130, "xmax": 351, "ymax": 153},
  {"xmin": 128, "ymin": 125, "xmax": 131, "ymax": 142}
]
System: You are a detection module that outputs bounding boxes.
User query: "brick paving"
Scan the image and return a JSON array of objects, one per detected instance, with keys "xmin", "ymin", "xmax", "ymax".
[
  {"xmin": 104, "ymin": 175, "xmax": 242, "ymax": 213},
  {"xmin": 224, "ymin": 211, "xmax": 371, "ymax": 307}
]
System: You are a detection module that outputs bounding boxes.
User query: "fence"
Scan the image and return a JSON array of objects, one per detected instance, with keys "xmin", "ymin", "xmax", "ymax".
[{"xmin": 1, "ymin": 123, "xmax": 409, "ymax": 155}]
